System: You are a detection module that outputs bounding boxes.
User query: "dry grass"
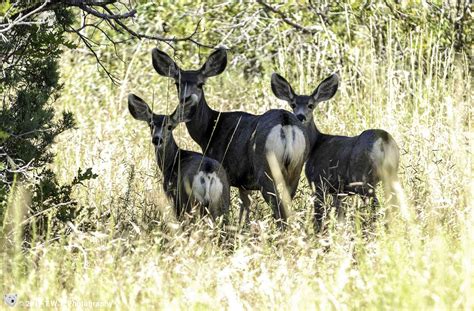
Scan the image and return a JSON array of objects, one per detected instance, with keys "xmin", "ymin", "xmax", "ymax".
[{"xmin": 1, "ymin": 16, "xmax": 472, "ymax": 310}]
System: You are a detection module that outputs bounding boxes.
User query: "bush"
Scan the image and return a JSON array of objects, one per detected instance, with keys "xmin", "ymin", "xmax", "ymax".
[{"xmin": 0, "ymin": 5, "xmax": 95, "ymax": 239}]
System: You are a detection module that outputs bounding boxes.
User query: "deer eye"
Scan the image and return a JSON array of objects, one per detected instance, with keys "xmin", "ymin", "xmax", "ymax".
[
  {"xmin": 308, "ymin": 104, "xmax": 315, "ymax": 109},
  {"xmin": 167, "ymin": 124, "xmax": 173, "ymax": 131},
  {"xmin": 290, "ymin": 103, "xmax": 296, "ymax": 109}
]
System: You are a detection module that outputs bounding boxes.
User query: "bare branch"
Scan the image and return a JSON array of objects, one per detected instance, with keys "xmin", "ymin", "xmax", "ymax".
[
  {"xmin": 256, "ymin": 0, "xmax": 317, "ymax": 34},
  {"xmin": 65, "ymin": 0, "xmax": 117, "ymax": 4},
  {"xmin": 101, "ymin": 6, "xmax": 215, "ymax": 48},
  {"xmin": 0, "ymin": 0, "xmax": 217, "ymax": 84},
  {"xmin": 0, "ymin": 0, "xmax": 50, "ymax": 34},
  {"xmin": 75, "ymin": 3, "xmax": 136, "ymax": 20},
  {"xmin": 382, "ymin": 0, "xmax": 410, "ymax": 19},
  {"xmin": 1, "ymin": 0, "xmax": 214, "ymax": 48},
  {"xmin": 67, "ymin": 25, "xmax": 120, "ymax": 84}
]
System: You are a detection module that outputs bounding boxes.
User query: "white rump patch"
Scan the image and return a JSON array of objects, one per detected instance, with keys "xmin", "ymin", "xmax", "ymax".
[
  {"xmin": 191, "ymin": 171, "xmax": 224, "ymax": 205},
  {"xmin": 371, "ymin": 137, "xmax": 399, "ymax": 177},
  {"xmin": 265, "ymin": 124, "xmax": 306, "ymax": 172},
  {"xmin": 370, "ymin": 138, "xmax": 385, "ymax": 165},
  {"xmin": 371, "ymin": 137, "xmax": 406, "ymax": 220}
]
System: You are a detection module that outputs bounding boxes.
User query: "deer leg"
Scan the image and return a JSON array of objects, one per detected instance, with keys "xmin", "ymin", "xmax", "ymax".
[
  {"xmin": 238, "ymin": 188, "xmax": 252, "ymax": 226},
  {"xmin": 334, "ymin": 194, "xmax": 345, "ymax": 222},
  {"xmin": 287, "ymin": 162, "xmax": 305, "ymax": 199},
  {"xmin": 259, "ymin": 176, "xmax": 287, "ymax": 229},
  {"xmin": 255, "ymin": 164, "xmax": 293, "ymax": 229},
  {"xmin": 313, "ymin": 190, "xmax": 326, "ymax": 233},
  {"xmin": 261, "ymin": 189, "xmax": 286, "ymax": 229},
  {"xmin": 361, "ymin": 193, "xmax": 379, "ymax": 233},
  {"xmin": 369, "ymin": 194, "xmax": 380, "ymax": 228}
]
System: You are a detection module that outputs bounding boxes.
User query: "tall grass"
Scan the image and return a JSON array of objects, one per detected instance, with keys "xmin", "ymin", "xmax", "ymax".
[{"xmin": 1, "ymin": 10, "xmax": 472, "ymax": 310}]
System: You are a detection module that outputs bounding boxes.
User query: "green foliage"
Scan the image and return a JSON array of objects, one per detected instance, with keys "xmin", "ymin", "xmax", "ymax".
[
  {"xmin": 0, "ymin": 5, "xmax": 94, "ymax": 239},
  {"xmin": 1, "ymin": 9, "xmax": 72, "ymax": 166},
  {"xmin": 0, "ymin": 1, "xmax": 471, "ymax": 309},
  {"xmin": 25, "ymin": 168, "xmax": 98, "ymax": 240},
  {"xmin": 117, "ymin": 1, "xmax": 470, "ymax": 81},
  {"xmin": 0, "ymin": 0, "xmax": 11, "ymax": 15}
]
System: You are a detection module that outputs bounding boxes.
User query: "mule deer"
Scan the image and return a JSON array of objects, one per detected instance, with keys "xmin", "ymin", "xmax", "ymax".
[
  {"xmin": 151, "ymin": 48, "xmax": 309, "ymax": 228},
  {"xmin": 128, "ymin": 93, "xmax": 230, "ymax": 221},
  {"xmin": 271, "ymin": 73, "xmax": 401, "ymax": 230}
]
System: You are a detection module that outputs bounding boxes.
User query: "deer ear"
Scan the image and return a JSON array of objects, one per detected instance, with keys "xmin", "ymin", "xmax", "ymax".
[
  {"xmin": 312, "ymin": 73, "xmax": 339, "ymax": 102},
  {"xmin": 152, "ymin": 48, "xmax": 179, "ymax": 78},
  {"xmin": 128, "ymin": 94, "xmax": 152, "ymax": 122},
  {"xmin": 271, "ymin": 73, "xmax": 295, "ymax": 102},
  {"xmin": 201, "ymin": 48, "xmax": 227, "ymax": 78}
]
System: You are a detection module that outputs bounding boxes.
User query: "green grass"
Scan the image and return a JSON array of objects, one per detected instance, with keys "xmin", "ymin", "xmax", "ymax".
[{"xmin": 1, "ymin": 15, "xmax": 472, "ymax": 310}]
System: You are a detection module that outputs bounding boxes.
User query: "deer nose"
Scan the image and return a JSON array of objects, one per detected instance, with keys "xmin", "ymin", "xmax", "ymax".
[
  {"xmin": 297, "ymin": 114, "xmax": 306, "ymax": 122},
  {"xmin": 152, "ymin": 136, "xmax": 162, "ymax": 146}
]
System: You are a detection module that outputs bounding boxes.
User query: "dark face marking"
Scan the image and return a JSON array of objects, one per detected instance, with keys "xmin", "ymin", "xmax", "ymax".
[
  {"xmin": 291, "ymin": 95, "xmax": 315, "ymax": 125},
  {"xmin": 150, "ymin": 115, "xmax": 174, "ymax": 148},
  {"xmin": 271, "ymin": 73, "xmax": 339, "ymax": 128},
  {"xmin": 152, "ymin": 48, "xmax": 227, "ymax": 122},
  {"xmin": 174, "ymin": 70, "xmax": 206, "ymax": 105}
]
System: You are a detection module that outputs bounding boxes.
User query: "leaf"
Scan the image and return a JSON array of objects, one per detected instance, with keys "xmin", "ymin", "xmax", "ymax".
[
  {"xmin": 0, "ymin": 1, "xmax": 11, "ymax": 16},
  {"xmin": 72, "ymin": 168, "xmax": 99, "ymax": 186},
  {"xmin": 62, "ymin": 40, "xmax": 78, "ymax": 50},
  {"xmin": 0, "ymin": 130, "xmax": 10, "ymax": 143}
]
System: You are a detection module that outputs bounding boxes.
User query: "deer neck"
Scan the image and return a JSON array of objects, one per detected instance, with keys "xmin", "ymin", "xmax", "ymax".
[
  {"xmin": 155, "ymin": 136, "xmax": 180, "ymax": 176},
  {"xmin": 185, "ymin": 93, "xmax": 219, "ymax": 150},
  {"xmin": 307, "ymin": 119, "xmax": 324, "ymax": 151}
]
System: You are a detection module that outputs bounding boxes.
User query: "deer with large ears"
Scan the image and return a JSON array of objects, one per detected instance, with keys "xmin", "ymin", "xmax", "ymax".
[
  {"xmin": 271, "ymin": 73, "xmax": 400, "ymax": 231},
  {"xmin": 128, "ymin": 93, "xmax": 230, "ymax": 221},
  {"xmin": 151, "ymin": 48, "xmax": 309, "ymax": 228}
]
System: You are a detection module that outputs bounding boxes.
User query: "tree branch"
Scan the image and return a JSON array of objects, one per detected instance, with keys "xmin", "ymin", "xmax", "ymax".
[
  {"xmin": 76, "ymin": 3, "xmax": 136, "ymax": 20},
  {"xmin": 1, "ymin": 0, "xmax": 217, "ymax": 84},
  {"xmin": 256, "ymin": 0, "xmax": 317, "ymax": 34},
  {"xmin": 67, "ymin": 25, "xmax": 120, "ymax": 84},
  {"xmin": 101, "ymin": 6, "xmax": 214, "ymax": 48},
  {"xmin": 1, "ymin": 0, "xmax": 214, "ymax": 48},
  {"xmin": 0, "ymin": 0, "xmax": 51, "ymax": 34}
]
